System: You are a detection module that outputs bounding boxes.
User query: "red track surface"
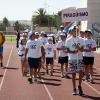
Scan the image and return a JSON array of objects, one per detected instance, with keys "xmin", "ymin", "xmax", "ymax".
[{"xmin": 0, "ymin": 42, "xmax": 100, "ymax": 100}]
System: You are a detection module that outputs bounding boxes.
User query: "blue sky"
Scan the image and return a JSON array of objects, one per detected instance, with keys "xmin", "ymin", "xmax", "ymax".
[{"xmin": 0, "ymin": 0, "xmax": 82, "ymax": 20}]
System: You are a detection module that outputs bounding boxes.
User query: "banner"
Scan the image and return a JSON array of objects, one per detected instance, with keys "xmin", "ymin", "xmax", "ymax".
[{"xmin": 62, "ymin": 8, "xmax": 90, "ymax": 22}]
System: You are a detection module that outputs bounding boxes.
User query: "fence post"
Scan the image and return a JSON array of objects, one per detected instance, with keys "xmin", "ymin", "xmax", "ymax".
[{"xmin": 11, "ymin": 36, "xmax": 12, "ymax": 42}]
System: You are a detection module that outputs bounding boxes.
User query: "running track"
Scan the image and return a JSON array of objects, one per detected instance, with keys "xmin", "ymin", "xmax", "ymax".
[{"xmin": 0, "ymin": 42, "xmax": 100, "ymax": 100}]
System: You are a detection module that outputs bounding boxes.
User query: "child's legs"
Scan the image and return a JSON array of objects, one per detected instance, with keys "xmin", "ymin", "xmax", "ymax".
[
  {"xmin": 38, "ymin": 57, "xmax": 42, "ymax": 72},
  {"xmin": 72, "ymin": 73, "xmax": 76, "ymax": 89},
  {"xmin": 50, "ymin": 58, "xmax": 54, "ymax": 71},
  {"xmin": 30, "ymin": 68, "xmax": 33, "ymax": 77},
  {"xmin": 34, "ymin": 68, "xmax": 37, "ymax": 78},
  {"xmin": 21, "ymin": 60, "xmax": 25, "ymax": 74},
  {"xmin": 61, "ymin": 63, "xmax": 64, "ymax": 72},
  {"xmin": 79, "ymin": 70, "xmax": 82, "ymax": 86},
  {"xmin": 25, "ymin": 61, "xmax": 28, "ymax": 71},
  {"xmin": 89, "ymin": 64, "xmax": 93, "ymax": 78}
]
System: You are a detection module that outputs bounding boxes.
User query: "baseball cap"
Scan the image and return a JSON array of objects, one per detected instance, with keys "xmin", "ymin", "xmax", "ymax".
[
  {"xmin": 85, "ymin": 29, "xmax": 92, "ymax": 34},
  {"xmin": 80, "ymin": 30, "xmax": 85, "ymax": 34},
  {"xmin": 60, "ymin": 25, "xmax": 64, "ymax": 28},
  {"xmin": 41, "ymin": 31, "xmax": 45, "ymax": 34},
  {"xmin": 35, "ymin": 32, "xmax": 39, "ymax": 35},
  {"xmin": 28, "ymin": 31, "xmax": 35, "ymax": 38},
  {"xmin": 63, "ymin": 30, "xmax": 66, "ymax": 33},
  {"xmin": 71, "ymin": 26, "xmax": 79, "ymax": 30},
  {"xmin": 60, "ymin": 33, "xmax": 66, "ymax": 37},
  {"xmin": 48, "ymin": 37, "xmax": 53, "ymax": 41},
  {"xmin": 25, "ymin": 29, "xmax": 29, "ymax": 33},
  {"xmin": 49, "ymin": 34, "xmax": 54, "ymax": 37},
  {"xmin": 22, "ymin": 33, "xmax": 27, "ymax": 36}
]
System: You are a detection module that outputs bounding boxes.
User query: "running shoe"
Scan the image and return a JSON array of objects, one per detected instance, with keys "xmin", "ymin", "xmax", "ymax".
[
  {"xmin": 90, "ymin": 78, "xmax": 94, "ymax": 83},
  {"xmin": 65, "ymin": 74, "xmax": 70, "ymax": 79},
  {"xmin": 85, "ymin": 77, "xmax": 88, "ymax": 82},
  {"xmin": 28, "ymin": 77, "xmax": 33, "ymax": 83},
  {"xmin": 37, "ymin": 72, "xmax": 41, "ymax": 78},
  {"xmin": 72, "ymin": 88, "xmax": 77, "ymax": 95},
  {"xmin": 61, "ymin": 73, "xmax": 64, "ymax": 78},
  {"xmin": 46, "ymin": 69, "xmax": 49, "ymax": 74},
  {"xmin": 50, "ymin": 71, "xmax": 53, "ymax": 76},
  {"xmin": 77, "ymin": 86, "xmax": 83, "ymax": 95},
  {"xmin": 33, "ymin": 77, "xmax": 37, "ymax": 81},
  {"xmin": 0, "ymin": 62, "xmax": 3, "ymax": 67}
]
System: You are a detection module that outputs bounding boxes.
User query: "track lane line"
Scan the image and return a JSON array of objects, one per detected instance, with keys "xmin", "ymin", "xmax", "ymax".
[
  {"xmin": 54, "ymin": 60, "xmax": 100, "ymax": 95},
  {"xmin": 0, "ymin": 46, "xmax": 13, "ymax": 91},
  {"xmin": 41, "ymin": 79, "xmax": 53, "ymax": 100}
]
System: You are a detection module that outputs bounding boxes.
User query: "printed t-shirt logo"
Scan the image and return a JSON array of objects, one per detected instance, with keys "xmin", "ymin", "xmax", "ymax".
[{"xmin": 30, "ymin": 45, "xmax": 36, "ymax": 49}]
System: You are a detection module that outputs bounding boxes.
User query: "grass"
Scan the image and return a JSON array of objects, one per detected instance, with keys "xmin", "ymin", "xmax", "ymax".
[{"xmin": 5, "ymin": 35, "xmax": 16, "ymax": 42}]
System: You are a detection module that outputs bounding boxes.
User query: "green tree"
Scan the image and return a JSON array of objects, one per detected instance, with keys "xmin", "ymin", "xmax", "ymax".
[
  {"xmin": 13, "ymin": 21, "xmax": 20, "ymax": 30},
  {"xmin": 32, "ymin": 8, "xmax": 48, "ymax": 27},
  {"xmin": 3, "ymin": 17, "xmax": 10, "ymax": 27}
]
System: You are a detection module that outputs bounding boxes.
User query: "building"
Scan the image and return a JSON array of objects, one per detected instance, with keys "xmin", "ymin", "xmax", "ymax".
[{"xmin": 81, "ymin": 0, "xmax": 100, "ymax": 38}]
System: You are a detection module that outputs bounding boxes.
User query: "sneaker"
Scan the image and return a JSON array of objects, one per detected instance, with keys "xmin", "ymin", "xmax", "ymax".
[
  {"xmin": 90, "ymin": 78, "xmax": 94, "ymax": 83},
  {"xmin": 28, "ymin": 77, "xmax": 33, "ymax": 83},
  {"xmin": 72, "ymin": 88, "xmax": 77, "ymax": 95},
  {"xmin": 77, "ymin": 86, "xmax": 83, "ymax": 95},
  {"xmin": 61, "ymin": 73, "xmax": 64, "ymax": 78},
  {"xmin": 50, "ymin": 71, "xmax": 53, "ymax": 76},
  {"xmin": 46, "ymin": 69, "xmax": 49, "ymax": 74},
  {"xmin": 65, "ymin": 74, "xmax": 70, "ymax": 79},
  {"xmin": 37, "ymin": 72, "xmax": 41, "ymax": 78},
  {"xmin": 85, "ymin": 78, "xmax": 88, "ymax": 82},
  {"xmin": 1, "ymin": 62, "xmax": 3, "ymax": 67},
  {"xmin": 33, "ymin": 77, "xmax": 37, "ymax": 81}
]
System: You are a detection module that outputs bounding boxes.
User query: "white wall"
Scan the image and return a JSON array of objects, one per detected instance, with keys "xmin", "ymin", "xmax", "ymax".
[{"xmin": 81, "ymin": 0, "xmax": 100, "ymax": 37}]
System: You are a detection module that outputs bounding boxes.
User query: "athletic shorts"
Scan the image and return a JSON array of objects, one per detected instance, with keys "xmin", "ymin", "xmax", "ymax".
[
  {"xmin": 0, "ymin": 46, "xmax": 3, "ymax": 54},
  {"xmin": 28, "ymin": 57, "xmax": 39, "ymax": 68},
  {"xmin": 46, "ymin": 57, "xmax": 53, "ymax": 64},
  {"xmin": 68, "ymin": 60, "xmax": 83, "ymax": 73},
  {"xmin": 83, "ymin": 57, "xmax": 94, "ymax": 65},
  {"xmin": 38, "ymin": 57, "xmax": 41, "ymax": 63},
  {"xmin": 58, "ymin": 56, "xmax": 68, "ymax": 64}
]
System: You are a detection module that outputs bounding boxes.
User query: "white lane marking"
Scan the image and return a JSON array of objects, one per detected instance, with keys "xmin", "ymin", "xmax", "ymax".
[
  {"xmin": 41, "ymin": 79, "xmax": 53, "ymax": 100},
  {"xmin": 0, "ymin": 46, "xmax": 13, "ymax": 91},
  {"xmin": 54, "ymin": 60, "xmax": 100, "ymax": 95}
]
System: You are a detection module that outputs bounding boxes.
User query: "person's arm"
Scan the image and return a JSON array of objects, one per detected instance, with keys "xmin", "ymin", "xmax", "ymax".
[
  {"xmin": 1, "ymin": 35, "xmax": 5, "ymax": 45},
  {"xmin": 25, "ymin": 48, "xmax": 28, "ymax": 60},
  {"xmin": 66, "ymin": 47, "xmax": 78, "ymax": 54},
  {"xmin": 54, "ymin": 50, "xmax": 56, "ymax": 59},
  {"xmin": 41, "ymin": 46, "xmax": 45, "ymax": 58}
]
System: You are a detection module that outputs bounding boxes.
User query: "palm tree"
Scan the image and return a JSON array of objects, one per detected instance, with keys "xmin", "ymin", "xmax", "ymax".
[{"xmin": 32, "ymin": 8, "xmax": 48, "ymax": 26}]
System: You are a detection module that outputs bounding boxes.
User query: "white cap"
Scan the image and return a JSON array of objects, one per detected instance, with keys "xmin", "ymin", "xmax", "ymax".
[
  {"xmin": 35, "ymin": 32, "xmax": 39, "ymax": 35},
  {"xmin": 22, "ymin": 33, "xmax": 27, "ymax": 36},
  {"xmin": 28, "ymin": 31, "xmax": 34, "ymax": 38},
  {"xmin": 60, "ymin": 25, "xmax": 64, "ymax": 28},
  {"xmin": 25, "ymin": 29, "xmax": 29, "ymax": 33},
  {"xmin": 49, "ymin": 34, "xmax": 54, "ymax": 37},
  {"xmin": 60, "ymin": 33, "xmax": 66, "ymax": 36},
  {"xmin": 85, "ymin": 29, "xmax": 92, "ymax": 34},
  {"xmin": 41, "ymin": 31, "xmax": 45, "ymax": 34},
  {"xmin": 48, "ymin": 37, "xmax": 53, "ymax": 41}
]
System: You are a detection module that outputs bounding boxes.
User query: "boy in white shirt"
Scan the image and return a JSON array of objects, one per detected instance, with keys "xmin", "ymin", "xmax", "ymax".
[
  {"xmin": 83, "ymin": 29, "xmax": 96, "ymax": 83},
  {"xmin": 25, "ymin": 32, "xmax": 44, "ymax": 83},
  {"xmin": 57, "ymin": 33, "xmax": 69, "ymax": 78},
  {"xmin": 44, "ymin": 37, "xmax": 56, "ymax": 76},
  {"xmin": 65, "ymin": 26, "xmax": 84, "ymax": 95}
]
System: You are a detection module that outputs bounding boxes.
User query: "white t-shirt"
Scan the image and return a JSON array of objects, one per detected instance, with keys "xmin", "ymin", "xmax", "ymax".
[
  {"xmin": 18, "ymin": 45, "xmax": 26, "ymax": 58},
  {"xmin": 56, "ymin": 40, "xmax": 68, "ymax": 57},
  {"xmin": 65, "ymin": 36, "xmax": 84, "ymax": 60},
  {"xmin": 39, "ymin": 37, "xmax": 48, "ymax": 46},
  {"xmin": 26, "ymin": 39, "xmax": 43, "ymax": 58},
  {"xmin": 44, "ymin": 43, "xmax": 56, "ymax": 57},
  {"xmin": 83, "ymin": 38, "xmax": 96, "ymax": 57}
]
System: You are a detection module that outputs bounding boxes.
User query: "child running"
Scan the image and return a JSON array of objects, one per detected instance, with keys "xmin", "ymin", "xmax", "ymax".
[
  {"xmin": 57, "ymin": 33, "xmax": 69, "ymax": 78},
  {"xmin": 18, "ymin": 38, "xmax": 28, "ymax": 76},
  {"xmin": 44, "ymin": 37, "xmax": 56, "ymax": 76},
  {"xmin": 25, "ymin": 31, "xmax": 44, "ymax": 83}
]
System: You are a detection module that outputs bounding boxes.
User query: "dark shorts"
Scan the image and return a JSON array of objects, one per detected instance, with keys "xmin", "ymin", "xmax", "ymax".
[
  {"xmin": 46, "ymin": 57, "xmax": 53, "ymax": 64},
  {"xmin": 0, "ymin": 46, "xmax": 3, "ymax": 54},
  {"xmin": 83, "ymin": 57, "xmax": 94, "ymax": 65},
  {"xmin": 28, "ymin": 57, "xmax": 39, "ymax": 68},
  {"xmin": 58, "ymin": 56, "xmax": 68, "ymax": 64},
  {"xmin": 38, "ymin": 57, "xmax": 41, "ymax": 63}
]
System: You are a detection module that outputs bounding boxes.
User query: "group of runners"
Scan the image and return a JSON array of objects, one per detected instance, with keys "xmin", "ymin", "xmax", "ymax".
[{"xmin": 17, "ymin": 25, "xmax": 96, "ymax": 95}]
